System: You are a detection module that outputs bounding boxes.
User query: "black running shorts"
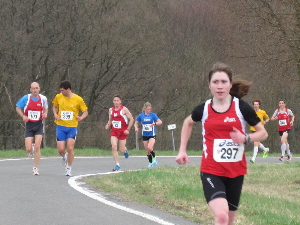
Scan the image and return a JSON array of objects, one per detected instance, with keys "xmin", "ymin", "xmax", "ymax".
[
  {"xmin": 279, "ymin": 129, "xmax": 290, "ymax": 136},
  {"xmin": 200, "ymin": 172, "xmax": 244, "ymax": 211},
  {"xmin": 25, "ymin": 120, "xmax": 44, "ymax": 138},
  {"xmin": 142, "ymin": 136, "xmax": 156, "ymax": 141}
]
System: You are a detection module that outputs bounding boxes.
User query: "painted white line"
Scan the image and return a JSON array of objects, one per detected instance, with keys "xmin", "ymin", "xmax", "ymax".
[
  {"xmin": 0, "ymin": 158, "xmax": 31, "ymax": 162},
  {"xmin": 68, "ymin": 172, "xmax": 176, "ymax": 225}
]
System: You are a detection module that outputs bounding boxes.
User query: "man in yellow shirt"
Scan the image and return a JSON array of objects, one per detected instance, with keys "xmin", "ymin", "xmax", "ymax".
[
  {"xmin": 250, "ymin": 99, "xmax": 269, "ymax": 163},
  {"xmin": 52, "ymin": 81, "xmax": 88, "ymax": 176}
]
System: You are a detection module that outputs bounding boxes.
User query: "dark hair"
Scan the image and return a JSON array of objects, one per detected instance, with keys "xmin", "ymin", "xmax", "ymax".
[
  {"xmin": 113, "ymin": 94, "xmax": 122, "ymax": 100},
  {"xmin": 59, "ymin": 81, "xmax": 72, "ymax": 90},
  {"xmin": 279, "ymin": 100, "xmax": 286, "ymax": 103},
  {"xmin": 252, "ymin": 99, "xmax": 262, "ymax": 106},
  {"xmin": 209, "ymin": 62, "xmax": 252, "ymax": 99},
  {"xmin": 209, "ymin": 62, "xmax": 233, "ymax": 82}
]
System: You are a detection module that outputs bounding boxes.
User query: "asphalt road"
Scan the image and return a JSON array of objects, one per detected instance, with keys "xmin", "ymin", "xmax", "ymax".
[{"xmin": 0, "ymin": 155, "xmax": 298, "ymax": 225}]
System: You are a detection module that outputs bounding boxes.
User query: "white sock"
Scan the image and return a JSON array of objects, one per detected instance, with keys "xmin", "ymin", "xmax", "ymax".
[
  {"xmin": 253, "ymin": 147, "xmax": 258, "ymax": 158},
  {"xmin": 259, "ymin": 143, "xmax": 266, "ymax": 151},
  {"xmin": 286, "ymin": 144, "xmax": 291, "ymax": 155},
  {"xmin": 281, "ymin": 144, "xmax": 286, "ymax": 157}
]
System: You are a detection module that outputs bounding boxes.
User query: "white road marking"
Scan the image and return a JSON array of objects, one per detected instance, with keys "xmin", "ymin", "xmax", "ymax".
[
  {"xmin": 68, "ymin": 172, "xmax": 176, "ymax": 225},
  {"xmin": 0, "ymin": 157, "xmax": 175, "ymax": 224}
]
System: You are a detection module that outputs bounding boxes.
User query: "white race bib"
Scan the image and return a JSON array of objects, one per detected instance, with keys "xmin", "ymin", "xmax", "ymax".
[
  {"xmin": 142, "ymin": 124, "xmax": 152, "ymax": 132},
  {"xmin": 112, "ymin": 121, "xmax": 122, "ymax": 129},
  {"xmin": 279, "ymin": 120, "xmax": 287, "ymax": 126},
  {"xmin": 213, "ymin": 139, "xmax": 244, "ymax": 162},
  {"xmin": 28, "ymin": 110, "xmax": 40, "ymax": 121},
  {"xmin": 61, "ymin": 111, "xmax": 74, "ymax": 120}
]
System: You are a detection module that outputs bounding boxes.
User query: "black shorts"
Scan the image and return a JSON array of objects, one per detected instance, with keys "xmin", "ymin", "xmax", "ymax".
[
  {"xmin": 279, "ymin": 129, "xmax": 290, "ymax": 136},
  {"xmin": 142, "ymin": 136, "xmax": 156, "ymax": 141},
  {"xmin": 25, "ymin": 120, "xmax": 44, "ymax": 138},
  {"xmin": 200, "ymin": 172, "xmax": 244, "ymax": 211}
]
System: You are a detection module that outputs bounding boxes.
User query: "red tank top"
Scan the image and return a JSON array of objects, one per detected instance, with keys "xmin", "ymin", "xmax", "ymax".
[
  {"xmin": 277, "ymin": 108, "xmax": 290, "ymax": 131},
  {"xmin": 200, "ymin": 98, "xmax": 247, "ymax": 178},
  {"xmin": 24, "ymin": 96, "xmax": 43, "ymax": 122},
  {"xmin": 110, "ymin": 105, "xmax": 128, "ymax": 131}
]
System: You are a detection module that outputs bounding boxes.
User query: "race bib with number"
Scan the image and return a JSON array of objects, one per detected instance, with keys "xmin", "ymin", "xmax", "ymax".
[
  {"xmin": 142, "ymin": 124, "xmax": 153, "ymax": 132},
  {"xmin": 112, "ymin": 121, "xmax": 122, "ymax": 129},
  {"xmin": 61, "ymin": 111, "xmax": 74, "ymax": 120},
  {"xmin": 28, "ymin": 110, "xmax": 41, "ymax": 121},
  {"xmin": 213, "ymin": 139, "xmax": 244, "ymax": 162},
  {"xmin": 279, "ymin": 119, "xmax": 287, "ymax": 126}
]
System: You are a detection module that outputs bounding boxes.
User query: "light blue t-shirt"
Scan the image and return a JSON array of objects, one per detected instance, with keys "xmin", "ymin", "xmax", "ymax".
[
  {"xmin": 136, "ymin": 112, "xmax": 159, "ymax": 137},
  {"xmin": 16, "ymin": 94, "xmax": 48, "ymax": 109}
]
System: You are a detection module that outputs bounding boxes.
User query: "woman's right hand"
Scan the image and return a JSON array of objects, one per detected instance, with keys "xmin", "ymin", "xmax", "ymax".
[{"xmin": 176, "ymin": 151, "xmax": 190, "ymax": 164}]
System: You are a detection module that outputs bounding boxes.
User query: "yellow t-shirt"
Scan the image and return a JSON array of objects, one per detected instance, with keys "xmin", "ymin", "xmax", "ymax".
[
  {"xmin": 52, "ymin": 93, "xmax": 88, "ymax": 127},
  {"xmin": 250, "ymin": 109, "xmax": 269, "ymax": 132}
]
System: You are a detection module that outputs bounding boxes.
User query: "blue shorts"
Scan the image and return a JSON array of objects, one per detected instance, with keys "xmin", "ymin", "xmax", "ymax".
[{"xmin": 56, "ymin": 125, "xmax": 77, "ymax": 141}]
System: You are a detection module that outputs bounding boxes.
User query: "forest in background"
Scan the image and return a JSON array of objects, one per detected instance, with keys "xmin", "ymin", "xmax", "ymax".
[{"xmin": 1, "ymin": 0, "xmax": 300, "ymax": 153}]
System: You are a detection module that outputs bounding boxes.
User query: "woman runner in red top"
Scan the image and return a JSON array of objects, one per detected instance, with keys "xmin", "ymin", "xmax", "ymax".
[
  {"xmin": 176, "ymin": 62, "xmax": 268, "ymax": 225},
  {"xmin": 271, "ymin": 100, "xmax": 294, "ymax": 161}
]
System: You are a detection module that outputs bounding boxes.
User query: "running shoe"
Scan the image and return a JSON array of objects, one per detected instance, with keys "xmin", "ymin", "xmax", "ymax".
[
  {"xmin": 147, "ymin": 163, "xmax": 153, "ymax": 168},
  {"xmin": 263, "ymin": 148, "xmax": 269, "ymax": 158},
  {"xmin": 28, "ymin": 144, "xmax": 35, "ymax": 158},
  {"xmin": 152, "ymin": 157, "xmax": 157, "ymax": 165},
  {"xmin": 250, "ymin": 157, "xmax": 255, "ymax": 163},
  {"xmin": 62, "ymin": 152, "xmax": 68, "ymax": 168},
  {"xmin": 124, "ymin": 148, "xmax": 129, "ymax": 159},
  {"xmin": 287, "ymin": 154, "xmax": 292, "ymax": 162},
  {"xmin": 65, "ymin": 167, "xmax": 72, "ymax": 176},
  {"xmin": 113, "ymin": 165, "xmax": 120, "ymax": 171},
  {"xmin": 279, "ymin": 156, "xmax": 284, "ymax": 161},
  {"xmin": 33, "ymin": 167, "xmax": 39, "ymax": 175}
]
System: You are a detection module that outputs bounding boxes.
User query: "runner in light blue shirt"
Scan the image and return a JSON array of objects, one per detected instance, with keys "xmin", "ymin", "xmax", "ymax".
[{"xmin": 135, "ymin": 102, "xmax": 162, "ymax": 168}]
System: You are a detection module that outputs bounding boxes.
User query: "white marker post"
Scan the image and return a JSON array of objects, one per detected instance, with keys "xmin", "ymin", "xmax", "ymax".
[{"xmin": 167, "ymin": 124, "xmax": 176, "ymax": 151}]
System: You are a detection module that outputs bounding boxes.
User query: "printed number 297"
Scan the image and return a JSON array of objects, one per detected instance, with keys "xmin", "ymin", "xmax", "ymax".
[{"xmin": 221, "ymin": 148, "xmax": 238, "ymax": 159}]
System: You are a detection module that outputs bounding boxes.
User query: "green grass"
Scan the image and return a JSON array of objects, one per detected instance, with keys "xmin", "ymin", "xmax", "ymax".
[
  {"xmin": 86, "ymin": 162, "xmax": 300, "ymax": 225},
  {"xmin": 0, "ymin": 147, "xmax": 289, "ymax": 159},
  {"xmin": 0, "ymin": 148, "xmax": 202, "ymax": 158}
]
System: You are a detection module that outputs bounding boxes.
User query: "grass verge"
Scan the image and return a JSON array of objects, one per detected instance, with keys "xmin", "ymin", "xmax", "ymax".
[
  {"xmin": 86, "ymin": 162, "xmax": 300, "ymax": 225},
  {"xmin": 0, "ymin": 148, "xmax": 287, "ymax": 158},
  {"xmin": 0, "ymin": 148, "xmax": 202, "ymax": 158}
]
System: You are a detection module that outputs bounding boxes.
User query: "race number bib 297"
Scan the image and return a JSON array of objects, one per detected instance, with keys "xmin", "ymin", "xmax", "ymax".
[
  {"xmin": 28, "ymin": 110, "xmax": 40, "ymax": 120},
  {"xmin": 61, "ymin": 111, "xmax": 74, "ymax": 120},
  {"xmin": 213, "ymin": 139, "xmax": 244, "ymax": 162}
]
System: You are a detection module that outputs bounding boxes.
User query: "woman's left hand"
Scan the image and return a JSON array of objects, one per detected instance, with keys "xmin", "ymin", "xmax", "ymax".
[{"xmin": 230, "ymin": 127, "xmax": 246, "ymax": 144}]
